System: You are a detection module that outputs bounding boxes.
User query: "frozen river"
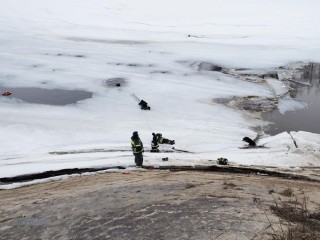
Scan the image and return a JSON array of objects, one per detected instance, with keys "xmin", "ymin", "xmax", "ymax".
[{"xmin": 1, "ymin": 0, "xmax": 320, "ymax": 181}]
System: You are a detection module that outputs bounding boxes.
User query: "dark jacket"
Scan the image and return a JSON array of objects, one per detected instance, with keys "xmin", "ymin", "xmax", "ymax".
[
  {"xmin": 156, "ymin": 133, "xmax": 163, "ymax": 144},
  {"xmin": 131, "ymin": 136, "xmax": 144, "ymax": 153},
  {"xmin": 152, "ymin": 133, "xmax": 159, "ymax": 147}
]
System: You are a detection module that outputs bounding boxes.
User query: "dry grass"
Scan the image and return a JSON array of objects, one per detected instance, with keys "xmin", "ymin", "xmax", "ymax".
[
  {"xmin": 253, "ymin": 185, "xmax": 320, "ymax": 240},
  {"xmin": 268, "ymin": 193, "xmax": 320, "ymax": 240},
  {"xmin": 280, "ymin": 187, "xmax": 294, "ymax": 197}
]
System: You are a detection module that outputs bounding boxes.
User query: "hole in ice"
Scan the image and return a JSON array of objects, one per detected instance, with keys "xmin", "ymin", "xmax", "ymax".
[
  {"xmin": 0, "ymin": 85, "xmax": 93, "ymax": 105},
  {"xmin": 262, "ymin": 63, "xmax": 320, "ymax": 135},
  {"xmin": 105, "ymin": 78, "xmax": 127, "ymax": 88}
]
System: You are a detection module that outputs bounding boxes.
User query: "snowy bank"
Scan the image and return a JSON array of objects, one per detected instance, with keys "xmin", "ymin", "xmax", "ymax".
[{"xmin": 1, "ymin": 0, "xmax": 320, "ymax": 178}]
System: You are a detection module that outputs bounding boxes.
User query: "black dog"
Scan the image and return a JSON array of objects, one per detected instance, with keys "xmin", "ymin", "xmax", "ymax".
[{"xmin": 242, "ymin": 137, "xmax": 256, "ymax": 146}]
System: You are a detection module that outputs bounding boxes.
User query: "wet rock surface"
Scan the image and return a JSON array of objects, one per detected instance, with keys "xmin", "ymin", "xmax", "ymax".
[
  {"xmin": 213, "ymin": 96, "xmax": 278, "ymax": 112},
  {"xmin": 1, "ymin": 171, "xmax": 320, "ymax": 240},
  {"xmin": 260, "ymin": 72, "xmax": 279, "ymax": 79},
  {"xmin": 229, "ymin": 96, "xmax": 278, "ymax": 112}
]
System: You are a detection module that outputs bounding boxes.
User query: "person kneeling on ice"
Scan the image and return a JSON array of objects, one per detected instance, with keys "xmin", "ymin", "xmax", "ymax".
[
  {"xmin": 156, "ymin": 133, "xmax": 175, "ymax": 145},
  {"xmin": 131, "ymin": 131, "xmax": 144, "ymax": 167},
  {"xmin": 151, "ymin": 133, "xmax": 175, "ymax": 153},
  {"xmin": 139, "ymin": 100, "xmax": 151, "ymax": 110}
]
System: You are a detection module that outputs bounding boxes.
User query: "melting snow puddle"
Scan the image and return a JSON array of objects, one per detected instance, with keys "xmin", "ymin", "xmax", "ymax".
[
  {"xmin": 263, "ymin": 63, "xmax": 320, "ymax": 135},
  {"xmin": 0, "ymin": 85, "xmax": 93, "ymax": 105}
]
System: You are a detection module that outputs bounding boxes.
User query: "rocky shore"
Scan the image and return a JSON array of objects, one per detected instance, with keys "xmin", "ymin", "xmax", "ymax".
[{"xmin": 1, "ymin": 170, "xmax": 319, "ymax": 239}]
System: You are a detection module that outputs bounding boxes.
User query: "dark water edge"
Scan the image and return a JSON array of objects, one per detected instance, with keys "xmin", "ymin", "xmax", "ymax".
[
  {"xmin": 0, "ymin": 165, "xmax": 317, "ymax": 184},
  {"xmin": 0, "ymin": 86, "xmax": 92, "ymax": 105},
  {"xmin": 263, "ymin": 63, "xmax": 320, "ymax": 135}
]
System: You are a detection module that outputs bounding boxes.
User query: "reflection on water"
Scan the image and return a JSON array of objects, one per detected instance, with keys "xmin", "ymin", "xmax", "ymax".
[
  {"xmin": 0, "ymin": 86, "xmax": 93, "ymax": 105},
  {"xmin": 263, "ymin": 63, "xmax": 320, "ymax": 135}
]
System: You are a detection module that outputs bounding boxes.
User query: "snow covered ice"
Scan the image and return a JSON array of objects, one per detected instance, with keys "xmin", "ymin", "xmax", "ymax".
[{"xmin": 1, "ymin": 0, "xmax": 320, "ymax": 179}]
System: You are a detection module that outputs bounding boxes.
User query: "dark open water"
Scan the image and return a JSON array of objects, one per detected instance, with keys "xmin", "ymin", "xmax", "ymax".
[
  {"xmin": 263, "ymin": 63, "xmax": 320, "ymax": 135},
  {"xmin": 0, "ymin": 86, "xmax": 92, "ymax": 105}
]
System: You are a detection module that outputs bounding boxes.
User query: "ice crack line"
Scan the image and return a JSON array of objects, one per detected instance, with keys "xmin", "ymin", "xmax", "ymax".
[{"xmin": 288, "ymin": 132, "xmax": 298, "ymax": 148}]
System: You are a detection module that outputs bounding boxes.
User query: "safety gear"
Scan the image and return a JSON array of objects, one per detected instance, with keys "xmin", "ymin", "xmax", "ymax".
[
  {"xmin": 156, "ymin": 133, "xmax": 163, "ymax": 144},
  {"xmin": 154, "ymin": 133, "xmax": 175, "ymax": 145},
  {"xmin": 151, "ymin": 143, "xmax": 159, "ymax": 152},
  {"xmin": 131, "ymin": 139, "xmax": 143, "ymax": 153},
  {"xmin": 139, "ymin": 100, "xmax": 151, "ymax": 110},
  {"xmin": 2, "ymin": 91, "xmax": 12, "ymax": 96},
  {"xmin": 131, "ymin": 132, "xmax": 144, "ymax": 154},
  {"xmin": 151, "ymin": 133, "xmax": 159, "ymax": 152},
  {"xmin": 162, "ymin": 139, "xmax": 175, "ymax": 145},
  {"xmin": 131, "ymin": 132, "xmax": 144, "ymax": 166},
  {"xmin": 134, "ymin": 153, "xmax": 143, "ymax": 166}
]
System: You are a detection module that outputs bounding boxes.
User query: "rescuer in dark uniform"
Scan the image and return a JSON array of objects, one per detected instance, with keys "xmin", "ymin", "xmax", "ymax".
[
  {"xmin": 155, "ymin": 133, "xmax": 175, "ymax": 145},
  {"xmin": 150, "ymin": 133, "xmax": 175, "ymax": 153},
  {"xmin": 151, "ymin": 133, "xmax": 160, "ymax": 152},
  {"xmin": 131, "ymin": 131, "xmax": 144, "ymax": 167},
  {"xmin": 139, "ymin": 100, "xmax": 150, "ymax": 110}
]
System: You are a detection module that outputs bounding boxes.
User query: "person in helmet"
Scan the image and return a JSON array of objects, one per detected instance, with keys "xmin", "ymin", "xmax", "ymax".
[
  {"xmin": 151, "ymin": 133, "xmax": 159, "ymax": 152},
  {"xmin": 139, "ymin": 100, "xmax": 151, "ymax": 110},
  {"xmin": 156, "ymin": 133, "xmax": 175, "ymax": 145},
  {"xmin": 131, "ymin": 131, "xmax": 144, "ymax": 167},
  {"xmin": 150, "ymin": 133, "xmax": 175, "ymax": 153}
]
